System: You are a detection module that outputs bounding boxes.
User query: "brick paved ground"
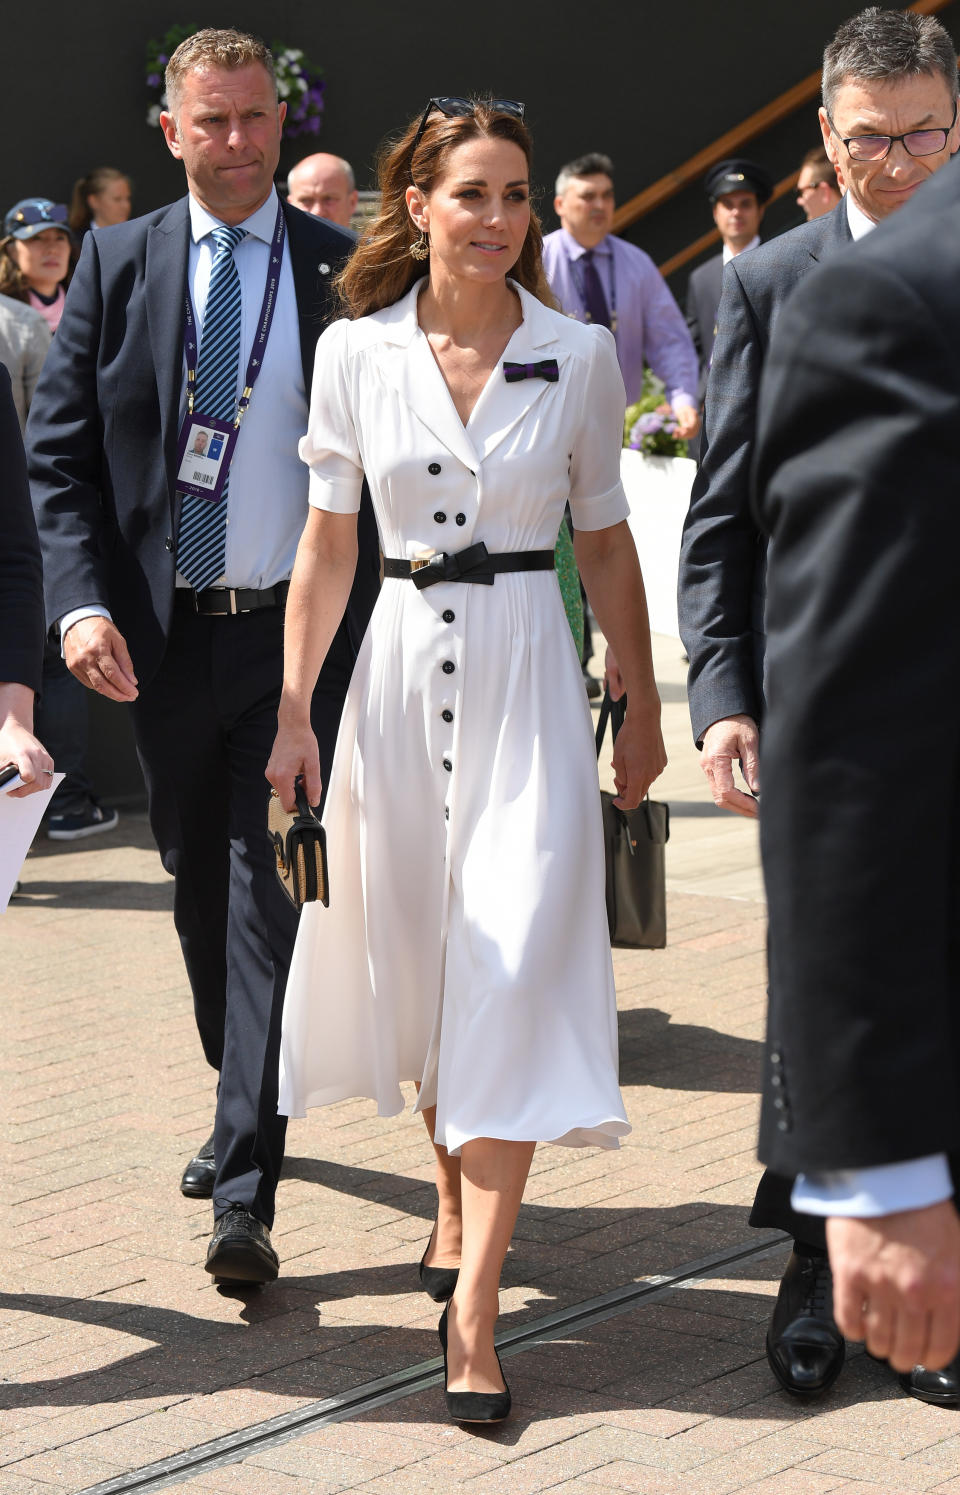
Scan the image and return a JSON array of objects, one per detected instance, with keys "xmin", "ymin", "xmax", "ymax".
[{"xmin": 1, "ymin": 639, "xmax": 957, "ymax": 1494}]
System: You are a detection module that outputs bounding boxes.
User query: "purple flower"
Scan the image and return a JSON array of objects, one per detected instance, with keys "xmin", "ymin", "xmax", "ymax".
[
  {"xmin": 157, "ymin": 53, "xmax": 168, "ymax": 65},
  {"xmin": 147, "ymin": 72, "xmax": 161, "ymax": 87},
  {"xmin": 634, "ymin": 413, "xmax": 662, "ymax": 436}
]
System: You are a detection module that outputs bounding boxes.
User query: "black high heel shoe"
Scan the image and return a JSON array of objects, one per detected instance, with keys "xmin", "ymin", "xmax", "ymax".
[
  {"xmin": 438, "ymin": 1302, "xmax": 511, "ymax": 1424},
  {"xmin": 418, "ymin": 1223, "xmax": 459, "ymax": 1303}
]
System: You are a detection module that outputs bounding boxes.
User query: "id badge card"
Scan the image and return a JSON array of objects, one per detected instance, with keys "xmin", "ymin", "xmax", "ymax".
[{"xmin": 176, "ymin": 414, "xmax": 236, "ymax": 503}]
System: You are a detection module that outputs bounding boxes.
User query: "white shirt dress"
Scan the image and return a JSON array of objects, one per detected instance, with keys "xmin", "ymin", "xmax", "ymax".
[{"xmin": 278, "ymin": 279, "xmax": 631, "ymax": 1155}]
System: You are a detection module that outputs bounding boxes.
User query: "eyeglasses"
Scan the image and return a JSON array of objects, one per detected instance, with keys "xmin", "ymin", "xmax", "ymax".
[
  {"xmin": 796, "ymin": 180, "xmax": 827, "ymax": 196},
  {"xmin": 827, "ymin": 100, "xmax": 957, "ymax": 161},
  {"xmin": 410, "ymin": 96, "xmax": 525, "ymax": 159},
  {"xmin": 11, "ymin": 201, "xmax": 69, "ymax": 227}
]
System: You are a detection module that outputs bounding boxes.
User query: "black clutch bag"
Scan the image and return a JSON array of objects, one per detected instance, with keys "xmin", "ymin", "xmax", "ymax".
[
  {"xmin": 267, "ymin": 776, "xmax": 329, "ymax": 909},
  {"xmin": 596, "ymin": 690, "xmax": 670, "ymax": 949}
]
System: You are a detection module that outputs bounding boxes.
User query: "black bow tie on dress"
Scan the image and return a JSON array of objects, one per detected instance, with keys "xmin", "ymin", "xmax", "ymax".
[{"xmin": 503, "ymin": 359, "xmax": 559, "ymax": 383}]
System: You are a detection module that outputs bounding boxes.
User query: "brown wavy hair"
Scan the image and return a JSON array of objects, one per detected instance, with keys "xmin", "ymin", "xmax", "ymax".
[{"xmin": 337, "ymin": 100, "xmax": 554, "ymax": 319}]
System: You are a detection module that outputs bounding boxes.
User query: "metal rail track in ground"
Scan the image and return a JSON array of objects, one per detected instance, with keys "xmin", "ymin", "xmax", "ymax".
[{"xmin": 75, "ymin": 1232, "xmax": 789, "ymax": 1495}]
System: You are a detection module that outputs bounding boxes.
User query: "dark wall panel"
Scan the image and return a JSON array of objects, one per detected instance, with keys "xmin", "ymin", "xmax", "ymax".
[{"xmin": 9, "ymin": 0, "xmax": 959, "ymax": 245}]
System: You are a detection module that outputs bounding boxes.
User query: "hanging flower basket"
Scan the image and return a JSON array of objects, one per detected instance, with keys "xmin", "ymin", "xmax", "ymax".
[{"xmin": 145, "ymin": 24, "xmax": 325, "ymax": 136}]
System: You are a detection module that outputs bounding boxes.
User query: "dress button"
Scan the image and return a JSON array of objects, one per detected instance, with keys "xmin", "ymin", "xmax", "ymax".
[
  {"xmin": 442, "ymin": 709, "xmax": 453, "ymax": 723},
  {"xmin": 455, "ymin": 513, "xmax": 467, "ymax": 526},
  {"xmin": 428, "ymin": 462, "xmax": 442, "ymax": 475},
  {"xmin": 442, "ymin": 758, "xmax": 453, "ymax": 772},
  {"xmin": 445, "ymin": 806, "xmax": 449, "ymax": 820},
  {"xmin": 442, "ymin": 661, "xmax": 455, "ymax": 674},
  {"xmin": 434, "ymin": 511, "xmax": 447, "ymax": 523},
  {"xmin": 442, "ymin": 609, "xmax": 455, "ymax": 623}
]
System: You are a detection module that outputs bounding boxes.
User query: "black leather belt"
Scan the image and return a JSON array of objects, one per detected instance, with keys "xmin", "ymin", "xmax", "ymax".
[
  {"xmin": 383, "ymin": 543, "xmax": 554, "ymax": 591},
  {"xmin": 176, "ymin": 582, "xmax": 290, "ymax": 616}
]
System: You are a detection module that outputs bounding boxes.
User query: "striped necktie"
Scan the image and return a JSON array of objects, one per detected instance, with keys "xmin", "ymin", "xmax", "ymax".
[{"xmin": 176, "ymin": 224, "xmax": 245, "ymax": 591}]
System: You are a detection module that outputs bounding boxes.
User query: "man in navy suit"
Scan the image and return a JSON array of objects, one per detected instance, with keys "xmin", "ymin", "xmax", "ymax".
[
  {"xmin": 678, "ymin": 5, "xmax": 960, "ymax": 1402},
  {"xmin": 27, "ymin": 29, "xmax": 379, "ymax": 1284}
]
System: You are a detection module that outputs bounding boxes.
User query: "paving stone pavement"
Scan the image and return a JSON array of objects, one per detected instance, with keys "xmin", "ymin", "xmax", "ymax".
[{"xmin": 1, "ymin": 638, "xmax": 957, "ymax": 1494}]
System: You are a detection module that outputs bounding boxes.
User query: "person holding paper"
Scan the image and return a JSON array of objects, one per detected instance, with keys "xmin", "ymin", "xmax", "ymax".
[{"xmin": 0, "ymin": 360, "xmax": 51, "ymax": 797}]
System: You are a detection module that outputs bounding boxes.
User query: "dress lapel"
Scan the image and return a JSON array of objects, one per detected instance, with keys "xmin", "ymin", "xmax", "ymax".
[
  {"xmin": 468, "ymin": 286, "xmax": 562, "ymax": 463},
  {"xmin": 374, "ymin": 282, "xmax": 481, "ymax": 470},
  {"xmin": 145, "ymin": 196, "xmax": 190, "ymax": 493},
  {"xmin": 373, "ymin": 280, "xmax": 563, "ymax": 470}
]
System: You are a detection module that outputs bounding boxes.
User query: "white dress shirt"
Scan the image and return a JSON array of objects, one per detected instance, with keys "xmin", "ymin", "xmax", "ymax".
[
  {"xmin": 792, "ymin": 186, "xmax": 953, "ymax": 1222},
  {"xmin": 61, "ymin": 187, "xmax": 311, "ymax": 639},
  {"xmin": 722, "ymin": 234, "xmax": 761, "ymax": 265}
]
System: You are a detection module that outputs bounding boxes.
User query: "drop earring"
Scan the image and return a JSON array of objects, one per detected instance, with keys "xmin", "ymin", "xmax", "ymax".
[{"xmin": 410, "ymin": 228, "xmax": 430, "ymax": 261}]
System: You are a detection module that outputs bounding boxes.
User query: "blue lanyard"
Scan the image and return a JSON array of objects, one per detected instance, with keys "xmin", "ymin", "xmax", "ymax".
[{"xmin": 183, "ymin": 203, "xmax": 286, "ymax": 426}]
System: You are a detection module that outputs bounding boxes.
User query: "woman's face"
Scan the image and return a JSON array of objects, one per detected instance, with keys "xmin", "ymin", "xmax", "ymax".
[
  {"xmin": 89, "ymin": 177, "xmax": 131, "ymax": 226},
  {"xmin": 410, "ymin": 135, "xmax": 531, "ymax": 285},
  {"xmin": 11, "ymin": 229, "xmax": 71, "ymax": 292}
]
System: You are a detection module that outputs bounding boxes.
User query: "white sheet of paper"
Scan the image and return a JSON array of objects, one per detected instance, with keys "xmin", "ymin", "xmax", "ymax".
[{"xmin": 0, "ymin": 773, "xmax": 65, "ymax": 912}]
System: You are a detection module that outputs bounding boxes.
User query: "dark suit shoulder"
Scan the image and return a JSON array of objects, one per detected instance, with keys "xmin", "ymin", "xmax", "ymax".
[
  {"xmin": 688, "ymin": 252, "xmax": 723, "ymax": 290},
  {"xmin": 282, "ymin": 201, "xmax": 356, "ymax": 262},
  {"xmin": 731, "ymin": 201, "xmax": 849, "ymax": 297}
]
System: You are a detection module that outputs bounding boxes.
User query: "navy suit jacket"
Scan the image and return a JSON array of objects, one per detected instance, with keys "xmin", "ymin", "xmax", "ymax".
[
  {"xmin": 685, "ymin": 250, "xmax": 724, "ymax": 405},
  {"xmin": 26, "ymin": 195, "xmax": 380, "ymax": 686},
  {"xmin": 678, "ymin": 201, "xmax": 851, "ymax": 746},
  {"xmin": 754, "ymin": 157, "xmax": 960, "ymax": 1172},
  {"xmin": 1, "ymin": 362, "xmax": 43, "ymax": 694}
]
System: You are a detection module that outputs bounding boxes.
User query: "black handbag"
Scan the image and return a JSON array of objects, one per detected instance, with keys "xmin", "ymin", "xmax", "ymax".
[
  {"xmin": 267, "ymin": 776, "xmax": 329, "ymax": 909},
  {"xmin": 596, "ymin": 690, "xmax": 669, "ymax": 949}
]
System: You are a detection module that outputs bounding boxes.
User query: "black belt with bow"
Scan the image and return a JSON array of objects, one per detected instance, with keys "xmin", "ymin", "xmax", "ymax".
[{"xmin": 383, "ymin": 542, "xmax": 555, "ymax": 590}]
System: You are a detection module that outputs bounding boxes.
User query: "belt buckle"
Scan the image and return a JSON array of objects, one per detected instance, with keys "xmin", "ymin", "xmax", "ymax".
[
  {"xmin": 227, "ymin": 589, "xmax": 239, "ymax": 615},
  {"xmin": 409, "ymin": 548, "xmax": 439, "ymax": 575}
]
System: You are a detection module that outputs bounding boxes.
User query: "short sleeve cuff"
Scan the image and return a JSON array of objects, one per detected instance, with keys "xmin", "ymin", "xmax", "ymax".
[
  {"xmin": 307, "ymin": 470, "xmax": 363, "ymax": 514},
  {"xmin": 792, "ymin": 1154, "xmax": 954, "ymax": 1218},
  {"xmin": 569, "ymin": 480, "xmax": 630, "ymax": 533}
]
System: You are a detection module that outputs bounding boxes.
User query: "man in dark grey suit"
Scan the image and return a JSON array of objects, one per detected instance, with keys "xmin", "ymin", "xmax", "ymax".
[
  {"xmin": 685, "ymin": 158, "xmax": 772, "ymax": 420},
  {"xmin": 678, "ymin": 5, "xmax": 960, "ymax": 1401},
  {"xmin": 754, "ymin": 148, "xmax": 960, "ymax": 1400},
  {"xmin": 28, "ymin": 30, "xmax": 379, "ymax": 1284}
]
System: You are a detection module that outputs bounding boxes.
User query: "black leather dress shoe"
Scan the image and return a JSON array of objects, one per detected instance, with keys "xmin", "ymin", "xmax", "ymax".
[
  {"xmin": 901, "ymin": 1357, "xmax": 960, "ymax": 1406},
  {"xmin": 180, "ymin": 1132, "xmax": 216, "ymax": 1199},
  {"xmin": 204, "ymin": 1206, "xmax": 279, "ymax": 1284},
  {"xmin": 766, "ymin": 1249, "xmax": 845, "ymax": 1397}
]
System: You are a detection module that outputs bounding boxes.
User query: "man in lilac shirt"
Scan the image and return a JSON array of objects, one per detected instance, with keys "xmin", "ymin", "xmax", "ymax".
[{"xmin": 542, "ymin": 152, "xmax": 699, "ymax": 439}]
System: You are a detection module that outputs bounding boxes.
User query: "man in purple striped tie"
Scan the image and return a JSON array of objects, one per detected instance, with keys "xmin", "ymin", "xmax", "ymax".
[{"xmin": 27, "ymin": 28, "xmax": 380, "ymax": 1286}]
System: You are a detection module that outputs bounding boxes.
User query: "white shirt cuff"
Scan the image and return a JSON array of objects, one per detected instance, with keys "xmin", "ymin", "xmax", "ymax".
[
  {"xmin": 58, "ymin": 606, "xmax": 113, "ymax": 656},
  {"xmin": 792, "ymin": 1154, "xmax": 953, "ymax": 1218}
]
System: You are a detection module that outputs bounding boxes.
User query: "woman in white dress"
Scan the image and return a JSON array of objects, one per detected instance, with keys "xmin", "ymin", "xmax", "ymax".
[{"xmin": 267, "ymin": 97, "xmax": 666, "ymax": 1422}]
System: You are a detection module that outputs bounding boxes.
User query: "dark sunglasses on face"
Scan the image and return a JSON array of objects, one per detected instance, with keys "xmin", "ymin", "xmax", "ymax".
[
  {"xmin": 827, "ymin": 100, "xmax": 958, "ymax": 161},
  {"xmin": 410, "ymin": 96, "xmax": 525, "ymax": 159}
]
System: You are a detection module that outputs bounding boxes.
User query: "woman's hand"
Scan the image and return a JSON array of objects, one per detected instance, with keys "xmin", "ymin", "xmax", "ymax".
[
  {"xmin": 266, "ymin": 717, "xmax": 322, "ymax": 813},
  {"xmin": 609, "ymin": 690, "xmax": 667, "ymax": 810}
]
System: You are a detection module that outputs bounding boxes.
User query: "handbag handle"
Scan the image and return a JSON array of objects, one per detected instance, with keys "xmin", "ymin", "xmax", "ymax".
[
  {"xmin": 595, "ymin": 687, "xmax": 627, "ymax": 760},
  {"xmin": 293, "ymin": 775, "xmax": 319, "ymax": 823}
]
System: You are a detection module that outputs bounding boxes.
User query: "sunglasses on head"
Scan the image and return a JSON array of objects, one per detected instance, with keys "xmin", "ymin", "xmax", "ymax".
[
  {"xmin": 13, "ymin": 202, "xmax": 69, "ymax": 228},
  {"xmin": 410, "ymin": 96, "xmax": 525, "ymax": 160}
]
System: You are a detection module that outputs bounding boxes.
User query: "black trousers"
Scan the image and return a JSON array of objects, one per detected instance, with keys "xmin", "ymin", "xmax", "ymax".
[
  {"xmin": 131, "ymin": 598, "xmax": 353, "ymax": 1228},
  {"xmin": 749, "ymin": 1168, "xmax": 827, "ymax": 1253}
]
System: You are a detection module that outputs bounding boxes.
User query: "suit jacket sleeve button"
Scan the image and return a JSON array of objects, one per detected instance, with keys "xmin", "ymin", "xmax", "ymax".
[{"xmin": 165, "ymin": 536, "xmax": 174, "ymax": 551}]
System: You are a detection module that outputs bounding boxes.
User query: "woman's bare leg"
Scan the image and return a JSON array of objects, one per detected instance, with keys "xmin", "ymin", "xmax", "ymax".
[
  {"xmin": 418, "ymin": 1099, "xmax": 462, "ymax": 1268},
  {"xmin": 444, "ymin": 1137, "xmax": 536, "ymax": 1393}
]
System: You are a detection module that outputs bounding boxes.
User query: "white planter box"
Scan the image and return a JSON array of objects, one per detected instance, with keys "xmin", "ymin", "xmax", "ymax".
[{"xmin": 620, "ymin": 449, "xmax": 697, "ymax": 639}]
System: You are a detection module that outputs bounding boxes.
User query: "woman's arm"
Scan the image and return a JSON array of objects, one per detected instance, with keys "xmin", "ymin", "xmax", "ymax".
[
  {"xmin": 574, "ymin": 519, "xmax": 666, "ymax": 809},
  {"xmin": 266, "ymin": 508, "xmax": 359, "ymax": 811}
]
